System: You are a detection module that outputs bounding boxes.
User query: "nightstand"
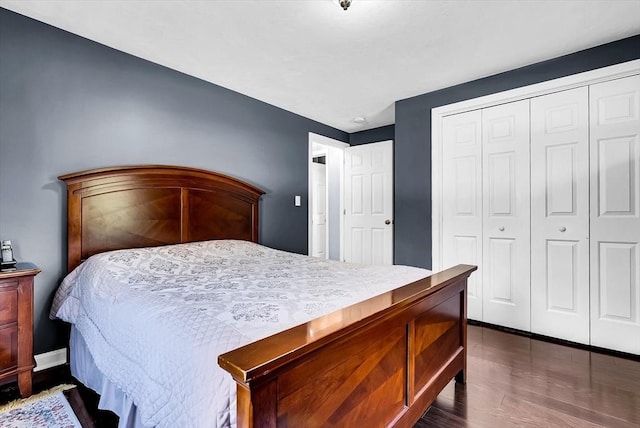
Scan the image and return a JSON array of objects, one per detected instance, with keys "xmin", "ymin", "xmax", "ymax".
[{"xmin": 0, "ymin": 263, "xmax": 40, "ymax": 398}]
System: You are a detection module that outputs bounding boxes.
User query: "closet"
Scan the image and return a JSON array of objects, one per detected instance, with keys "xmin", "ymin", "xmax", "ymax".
[{"xmin": 435, "ymin": 63, "xmax": 640, "ymax": 355}]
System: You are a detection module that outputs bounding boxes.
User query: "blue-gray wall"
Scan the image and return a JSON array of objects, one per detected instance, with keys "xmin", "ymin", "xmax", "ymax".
[
  {"xmin": 0, "ymin": 8, "xmax": 347, "ymax": 354},
  {"xmin": 394, "ymin": 35, "xmax": 640, "ymax": 269},
  {"xmin": 349, "ymin": 124, "xmax": 394, "ymax": 146}
]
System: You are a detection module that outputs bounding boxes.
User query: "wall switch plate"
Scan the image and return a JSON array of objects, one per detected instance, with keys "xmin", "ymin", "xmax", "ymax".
[{"xmin": 295, "ymin": 195, "xmax": 301, "ymax": 206}]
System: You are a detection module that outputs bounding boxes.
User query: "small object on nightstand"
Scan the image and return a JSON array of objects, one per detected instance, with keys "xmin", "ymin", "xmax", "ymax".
[
  {"xmin": 0, "ymin": 263, "xmax": 40, "ymax": 398},
  {"xmin": 0, "ymin": 260, "xmax": 17, "ymax": 271},
  {"xmin": 0, "ymin": 240, "xmax": 17, "ymax": 271}
]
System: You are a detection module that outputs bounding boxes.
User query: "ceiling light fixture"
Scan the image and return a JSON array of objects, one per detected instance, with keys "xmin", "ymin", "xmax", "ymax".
[
  {"xmin": 353, "ymin": 116, "xmax": 367, "ymax": 124},
  {"xmin": 338, "ymin": 0, "xmax": 352, "ymax": 10}
]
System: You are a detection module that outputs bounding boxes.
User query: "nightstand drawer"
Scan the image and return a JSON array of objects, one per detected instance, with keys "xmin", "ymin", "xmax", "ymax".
[
  {"xmin": 0, "ymin": 288, "xmax": 18, "ymax": 325},
  {"xmin": 0, "ymin": 263, "xmax": 40, "ymax": 397},
  {"xmin": 0, "ymin": 325, "xmax": 18, "ymax": 371}
]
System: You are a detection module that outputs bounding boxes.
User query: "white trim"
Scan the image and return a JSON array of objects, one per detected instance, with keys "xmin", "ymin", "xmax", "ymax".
[
  {"xmin": 338, "ymin": 149, "xmax": 345, "ymax": 262},
  {"xmin": 308, "ymin": 133, "xmax": 349, "ymax": 259},
  {"xmin": 431, "ymin": 59, "xmax": 640, "ymax": 271},
  {"xmin": 432, "ymin": 59, "xmax": 640, "ymax": 119},
  {"xmin": 432, "ymin": 112, "xmax": 443, "ymax": 272},
  {"xmin": 34, "ymin": 348, "xmax": 67, "ymax": 372},
  {"xmin": 309, "ymin": 132, "xmax": 350, "ymax": 150}
]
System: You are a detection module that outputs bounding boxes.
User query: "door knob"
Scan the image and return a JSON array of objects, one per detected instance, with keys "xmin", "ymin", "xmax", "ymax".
[
  {"xmin": 559, "ymin": 226, "xmax": 567, "ymax": 232},
  {"xmin": 499, "ymin": 226, "xmax": 505, "ymax": 231},
  {"xmin": 385, "ymin": 219, "xmax": 391, "ymax": 225}
]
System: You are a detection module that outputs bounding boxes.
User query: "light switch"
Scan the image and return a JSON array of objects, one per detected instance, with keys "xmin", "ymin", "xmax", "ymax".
[{"xmin": 295, "ymin": 195, "xmax": 301, "ymax": 206}]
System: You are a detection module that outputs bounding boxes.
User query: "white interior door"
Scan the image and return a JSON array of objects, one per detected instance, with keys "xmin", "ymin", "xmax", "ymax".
[
  {"xmin": 482, "ymin": 100, "xmax": 531, "ymax": 331},
  {"xmin": 442, "ymin": 110, "xmax": 483, "ymax": 321},
  {"xmin": 530, "ymin": 87, "xmax": 590, "ymax": 344},
  {"xmin": 590, "ymin": 74, "xmax": 640, "ymax": 355},
  {"xmin": 344, "ymin": 140, "xmax": 393, "ymax": 265},
  {"xmin": 311, "ymin": 160, "xmax": 327, "ymax": 258}
]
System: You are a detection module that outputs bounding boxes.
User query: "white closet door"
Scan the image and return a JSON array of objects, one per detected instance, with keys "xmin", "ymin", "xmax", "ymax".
[
  {"xmin": 442, "ymin": 110, "xmax": 483, "ymax": 320},
  {"xmin": 482, "ymin": 100, "xmax": 531, "ymax": 331},
  {"xmin": 590, "ymin": 75, "xmax": 640, "ymax": 355},
  {"xmin": 530, "ymin": 87, "xmax": 590, "ymax": 343}
]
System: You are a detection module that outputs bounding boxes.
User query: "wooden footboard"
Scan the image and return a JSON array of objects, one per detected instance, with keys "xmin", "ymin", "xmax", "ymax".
[{"xmin": 219, "ymin": 264, "xmax": 476, "ymax": 427}]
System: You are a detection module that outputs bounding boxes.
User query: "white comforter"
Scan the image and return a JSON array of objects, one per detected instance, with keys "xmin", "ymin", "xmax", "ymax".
[{"xmin": 51, "ymin": 240, "xmax": 430, "ymax": 427}]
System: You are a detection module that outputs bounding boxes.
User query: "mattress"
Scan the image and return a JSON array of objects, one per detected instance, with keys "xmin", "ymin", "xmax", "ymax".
[{"xmin": 51, "ymin": 240, "xmax": 431, "ymax": 427}]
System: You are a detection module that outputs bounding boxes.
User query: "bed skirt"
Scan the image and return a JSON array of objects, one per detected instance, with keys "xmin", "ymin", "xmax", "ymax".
[{"xmin": 70, "ymin": 327, "xmax": 149, "ymax": 428}]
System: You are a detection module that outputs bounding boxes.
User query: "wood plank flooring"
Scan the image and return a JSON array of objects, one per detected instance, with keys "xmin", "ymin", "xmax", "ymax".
[
  {"xmin": 416, "ymin": 325, "xmax": 640, "ymax": 427},
  {"xmin": 2, "ymin": 324, "xmax": 638, "ymax": 427}
]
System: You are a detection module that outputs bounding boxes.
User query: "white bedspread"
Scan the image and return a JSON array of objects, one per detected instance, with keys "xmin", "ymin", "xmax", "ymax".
[{"xmin": 50, "ymin": 240, "xmax": 430, "ymax": 428}]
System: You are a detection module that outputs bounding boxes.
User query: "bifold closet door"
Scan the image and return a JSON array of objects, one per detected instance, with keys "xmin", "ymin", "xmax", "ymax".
[
  {"xmin": 590, "ymin": 74, "xmax": 640, "ymax": 355},
  {"xmin": 482, "ymin": 100, "xmax": 531, "ymax": 331},
  {"xmin": 441, "ymin": 110, "xmax": 483, "ymax": 321},
  {"xmin": 530, "ymin": 87, "xmax": 590, "ymax": 344}
]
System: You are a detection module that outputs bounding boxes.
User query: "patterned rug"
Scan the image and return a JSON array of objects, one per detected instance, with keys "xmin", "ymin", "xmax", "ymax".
[{"xmin": 0, "ymin": 384, "xmax": 82, "ymax": 428}]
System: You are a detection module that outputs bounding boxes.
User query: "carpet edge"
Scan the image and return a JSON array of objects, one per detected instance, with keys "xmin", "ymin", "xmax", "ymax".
[{"xmin": 0, "ymin": 383, "xmax": 76, "ymax": 413}]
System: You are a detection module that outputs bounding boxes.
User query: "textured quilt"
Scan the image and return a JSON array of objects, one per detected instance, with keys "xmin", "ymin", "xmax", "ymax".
[{"xmin": 50, "ymin": 240, "xmax": 430, "ymax": 427}]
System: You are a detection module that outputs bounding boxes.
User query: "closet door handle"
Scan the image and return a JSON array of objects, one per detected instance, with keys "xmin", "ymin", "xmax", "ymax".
[
  {"xmin": 499, "ymin": 226, "xmax": 505, "ymax": 231},
  {"xmin": 559, "ymin": 226, "xmax": 567, "ymax": 232}
]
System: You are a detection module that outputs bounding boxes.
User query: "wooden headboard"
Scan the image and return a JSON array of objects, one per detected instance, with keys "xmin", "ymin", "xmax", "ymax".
[{"xmin": 59, "ymin": 165, "xmax": 264, "ymax": 272}]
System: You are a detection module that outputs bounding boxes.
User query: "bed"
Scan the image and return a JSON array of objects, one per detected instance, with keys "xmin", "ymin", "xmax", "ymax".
[{"xmin": 51, "ymin": 165, "xmax": 476, "ymax": 427}]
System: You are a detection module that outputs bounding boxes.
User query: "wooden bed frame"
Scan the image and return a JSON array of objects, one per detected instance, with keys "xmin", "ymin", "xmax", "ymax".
[{"xmin": 59, "ymin": 165, "xmax": 476, "ymax": 428}]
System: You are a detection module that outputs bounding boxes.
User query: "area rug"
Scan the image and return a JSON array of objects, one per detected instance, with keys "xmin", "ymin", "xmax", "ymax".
[{"xmin": 0, "ymin": 384, "xmax": 82, "ymax": 428}]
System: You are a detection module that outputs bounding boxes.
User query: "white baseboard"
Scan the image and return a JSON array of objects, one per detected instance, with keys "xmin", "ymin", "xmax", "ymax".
[{"xmin": 34, "ymin": 348, "xmax": 67, "ymax": 372}]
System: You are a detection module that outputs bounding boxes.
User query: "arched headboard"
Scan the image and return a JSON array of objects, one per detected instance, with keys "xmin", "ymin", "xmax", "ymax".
[{"xmin": 59, "ymin": 165, "xmax": 264, "ymax": 272}]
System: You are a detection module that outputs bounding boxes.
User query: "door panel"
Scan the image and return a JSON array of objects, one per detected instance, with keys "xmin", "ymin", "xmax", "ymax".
[
  {"xmin": 488, "ymin": 238, "xmax": 515, "ymax": 302},
  {"xmin": 487, "ymin": 152, "xmax": 515, "ymax": 215},
  {"xmin": 442, "ymin": 110, "xmax": 483, "ymax": 320},
  {"xmin": 344, "ymin": 141, "xmax": 393, "ymax": 265},
  {"xmin": 482, "ymin": 99, "xmax": 530, "ymax": 331},
  {"xmin": 599, "ymin": 242, "xmax": 637, "ymax": 320},
  {"xmin": 371, "ymin": 173, "xmax": 385, "ymax": 214},
  {"xmin": 546, "ymin": 144, "xmax": 577, "ymax": 214},
  {"xmin": 531, "ymin": 87, "xmax": 590, "ymax": 344},
  {"xmin": 598, "ymin": 136, "xmax": 637, "ymax": 216},
  {"xmin": 350, "ymin": 228, "xmax": 364, "ymax": 264},
  {"xmin": 590, "ymin": 75, "xmax": 640, "ymax": 355},
  {"xmin": 351, "ymin": 174, "xmax": 364, "ymax": 214},
  {"xmin": 546, "ymin": 240, "xmax": 578, "ymax": 312},
  {"xmin": 453, "ymin": 157, "xmax": 477, "ymax": 215},
  {"xmin": 371, "ymin": 228, "xmax": 385, "ymax": 265}
]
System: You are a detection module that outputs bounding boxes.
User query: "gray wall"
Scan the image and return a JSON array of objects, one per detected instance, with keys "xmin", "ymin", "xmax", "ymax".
[
  {"xmin": 0, "ymin": 9, "xmax": 347, "ymax": 354},
  {"xmin": 394, "ymin": 35, "xmax": 640, "ymax": 269},
  {"xmin": 349, "ymin": 124, "xmax": 395, "ymax": 146}
]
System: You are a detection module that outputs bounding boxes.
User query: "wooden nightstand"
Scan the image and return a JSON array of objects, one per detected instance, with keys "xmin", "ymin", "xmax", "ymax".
[{"xmin": 0, "ymin": 263, "xmax": 40, "ymax": 397}]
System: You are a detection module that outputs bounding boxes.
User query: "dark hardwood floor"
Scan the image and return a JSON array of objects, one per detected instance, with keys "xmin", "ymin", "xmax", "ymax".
[
  {"xmin": 2, "ymin": 325, "xmax": 638, "ymax": 427},
  {"xmin": 416, "ymin": 325, "xmax": 640, "ymax": 427}
]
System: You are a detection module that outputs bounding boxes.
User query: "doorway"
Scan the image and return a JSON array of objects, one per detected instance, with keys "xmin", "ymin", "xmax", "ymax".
[
  {"xmin": 308, "ymin": 134, "xmax": 395, "ymax": 265},
  {"xmin": 308, "ymin": 133, "xmax": 348, "ymax": 260}
]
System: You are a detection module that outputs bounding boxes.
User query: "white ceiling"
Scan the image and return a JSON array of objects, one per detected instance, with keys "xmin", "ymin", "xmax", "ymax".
[{"xmin": 1, "ymin": 1, "xmax": 639, "ymax": 132}]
